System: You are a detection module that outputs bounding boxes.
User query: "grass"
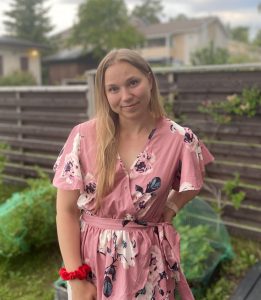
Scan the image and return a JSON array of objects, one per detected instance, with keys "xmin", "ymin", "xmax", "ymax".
[
  {"xmin": 0, "ymin": 236, "xmax": 260, "ymax": 299},
  {"xmin": 202, "ymin": 236, "xmax": 261, "ymax": 300},
  {"xmin": 0, "ymin": 243, "xmax": 62, "ymax": 300}
]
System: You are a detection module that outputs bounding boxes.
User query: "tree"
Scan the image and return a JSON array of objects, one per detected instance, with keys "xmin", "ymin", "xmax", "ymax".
[
  {"xmin": 69, "ymin": 0, "xmax": 144, "ymax": 59},
  {"xmin": 230, "ymin": 26, "xmax": 249, "ymax": 43},
  {"xmin": 131, "ymin": 0, "xmax": 163, "ymax": 24},
  {"xmin": 191, "ymin": 41, "xmax": 229, "ymax": 65},
  {"xmin": 4, "ymin": 0, "xmax": 53, "ymax": 45},
  {"xmin": 168, "ymin": 14, "xmax": 188, "ymax": 22},
  {"xmin": 253, "ymin": 29, "xmax": 261, "ymax": 47}
]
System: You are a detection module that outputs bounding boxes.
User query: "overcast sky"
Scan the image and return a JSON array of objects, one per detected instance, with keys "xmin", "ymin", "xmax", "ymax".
[{"xmin": 0, "ymin": 0, "xmax": 261, "ymax": 39}]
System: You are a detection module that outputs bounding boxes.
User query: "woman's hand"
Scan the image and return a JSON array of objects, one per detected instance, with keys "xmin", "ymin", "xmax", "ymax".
[
  {"xmin": 162, "ymin": 207, "xmax": 176, "ymax": 223},
  {"xmin": 70, "ymin": 279, "xmax": 97, "ymax": 300}
]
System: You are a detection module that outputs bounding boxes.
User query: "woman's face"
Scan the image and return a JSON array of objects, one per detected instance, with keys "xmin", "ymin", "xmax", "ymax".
[{"xmin": 104, "ymin": 61, "xmax": 152, "ymax": 120}]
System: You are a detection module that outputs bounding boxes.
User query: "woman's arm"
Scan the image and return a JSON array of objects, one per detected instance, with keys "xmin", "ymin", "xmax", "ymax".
[
  {"xmin": 56, "ymin": 189, "xmax": 82, "ymax": 271},
  {"xmin": 163, "ymin": 189, "xmax": 200, "ymax": 223},
  {"xmin": 56, "ymin": 189, "xmax": 97, "ymax": 300}
]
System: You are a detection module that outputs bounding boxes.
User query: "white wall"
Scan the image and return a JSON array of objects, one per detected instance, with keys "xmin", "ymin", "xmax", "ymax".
[{"xmin": 0, "ymin": 46, "xmax": 42, "ymax": 84}]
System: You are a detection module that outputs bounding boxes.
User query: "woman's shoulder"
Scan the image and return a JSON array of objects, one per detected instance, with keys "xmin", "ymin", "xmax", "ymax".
[
  {"xmin": 69, "ymin": 119, "xmax": 96, "ymax": 137},
  {"xmin": 78, "ymin": 118, "xmax": 96, "ymax": 133},
  {"xmin": 160, "ymin": 117, "xmax": 199, "ymax": 146},
  {"xmin": 161, "ymin": 117, "xmax": 187, "ymax": 136}
]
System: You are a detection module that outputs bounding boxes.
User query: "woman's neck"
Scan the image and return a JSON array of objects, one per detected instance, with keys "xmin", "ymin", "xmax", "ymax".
[{"xmin": 118, "ymin": 114, "xmax": 156, "ymax": 136}]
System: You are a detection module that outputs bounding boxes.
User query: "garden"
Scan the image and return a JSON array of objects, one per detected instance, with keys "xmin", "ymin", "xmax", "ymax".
[
  {"xmin": 0, "ymin": 73, "xmax": 260, "ymax": 300},
  {"xmin": 0, "ymin": 168, "xmax": 260, "ymax": 299}
]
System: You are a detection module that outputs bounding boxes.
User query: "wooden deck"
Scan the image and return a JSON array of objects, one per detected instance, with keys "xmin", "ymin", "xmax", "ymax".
[{"xmin": 230, "ymin": 262, "xmax": 261, "ymax": 300}]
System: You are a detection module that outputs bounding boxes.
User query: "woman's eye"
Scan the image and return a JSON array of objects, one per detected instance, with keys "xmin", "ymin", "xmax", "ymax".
[
  {"xmin": 129, "ymin": 79, "xmax": 139, "ymax": 87},
  {"xmin": 108, "ymin": 86, "xmax": 119, "ymax": 93}
]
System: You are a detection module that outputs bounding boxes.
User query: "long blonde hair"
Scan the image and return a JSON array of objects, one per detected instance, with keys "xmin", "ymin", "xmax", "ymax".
[{"xmin": 95, "ymin": 48, "xmax": 165, "ymax": 207}]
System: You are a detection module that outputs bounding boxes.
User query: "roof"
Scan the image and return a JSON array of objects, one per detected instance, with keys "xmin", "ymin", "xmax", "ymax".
[
  {"xmin": 138, "ymin": 16, "xmax": 227, "ymax": 37},
  {"xmin": 43, "ymin": 46, "xmax": 89, "ymax": 62},
  {"xmin": 0, "ymin": 36, "xmax": 47, "ymax": 49}
]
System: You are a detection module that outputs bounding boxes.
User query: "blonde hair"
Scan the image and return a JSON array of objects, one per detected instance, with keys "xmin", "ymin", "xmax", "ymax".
[{"xmin": 94, "ymin": 48, "xmax": 165, "ymax": 207}]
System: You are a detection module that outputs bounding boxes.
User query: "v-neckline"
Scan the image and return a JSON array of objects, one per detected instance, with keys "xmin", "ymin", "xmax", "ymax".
[{"xmin": 117, "ymin": 117, "xmax": 163, "ymax": 176}]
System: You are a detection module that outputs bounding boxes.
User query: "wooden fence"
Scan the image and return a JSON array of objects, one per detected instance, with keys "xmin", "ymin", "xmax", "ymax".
[
  {"xmin": 0, "ymin": 64, "xmax": 260, "ymax": 241},
  {"xmin": 0, "ymin": 86, "xmax": 89, "ymax": 184},
  {"xmin": 155, "ymin": 64, "xmax": 261, "ymax": 241}
]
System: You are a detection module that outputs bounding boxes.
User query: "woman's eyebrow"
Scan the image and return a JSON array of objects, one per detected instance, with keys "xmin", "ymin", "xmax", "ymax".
[{"xmin": 105, "ymin": 75, "xmax": 140, "ymax": 87}]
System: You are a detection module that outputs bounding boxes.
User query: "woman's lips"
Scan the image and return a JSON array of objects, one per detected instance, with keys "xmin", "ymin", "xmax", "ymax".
[{"xmin": 121, "ymin": 102, "xmax": 139, "ymax": 108}]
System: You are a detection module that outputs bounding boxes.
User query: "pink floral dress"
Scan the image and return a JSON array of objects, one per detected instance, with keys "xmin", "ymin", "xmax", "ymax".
[{"xmin": 53, "ymin": 117, "xmax": 214, "ymax": 300}]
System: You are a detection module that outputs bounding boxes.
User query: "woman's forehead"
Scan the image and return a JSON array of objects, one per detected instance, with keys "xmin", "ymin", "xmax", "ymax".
[{"xmin": 104, "ymin": 61, "xmax": 145, "ymax": 84}]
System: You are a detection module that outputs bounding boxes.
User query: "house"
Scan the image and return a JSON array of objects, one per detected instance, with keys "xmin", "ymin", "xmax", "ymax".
[
  {"xmin": 136, "ymin": 17, "xmax": 229, "ymax": 65},
  {"xmin": 0, "ymin": 36, "xmax": 46, "ymax": 84},
  {"xmin": 43, "ymin": 16, "xmax": 229, "ymax": 84},
  {"xmin": 43, "ymin": 46, "xmax": 98, "ymax": 85}
]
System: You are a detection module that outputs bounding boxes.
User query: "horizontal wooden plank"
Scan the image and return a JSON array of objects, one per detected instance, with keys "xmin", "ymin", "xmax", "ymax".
[
  {"xmin": 0, "ymin": 124, "xmax": 72, "ymax": 139},
  {"xmin": 230, "ymin": 262, "xmax": 261, "ymax": 300},
  {"xmin": 0, "ymin": 136, "xmax": 63, "ymax": 152},
  {"xmin": 202, "ymin": 178, "xmax": 261, "ymax": 204},
  {"xmin": 191, "ymin": 120, "xmax": 261, "ymax": 137},
  {"xmin": 223, "ymin": 205, "xmax": 261, "ymax": 224},
  {"xmin": 4, "ymin": 163, "xmax": 53, "ymax": 178},
  {"xmin": 174, "ymin": 100, "xmax": 261, "ymax": 118},
  {"xmin": 0, "ymin": 110, "xmax": 88, "ymax": 123},
  {"xmin": 204, "ymin": 141, "xmax": 261, "ymax": 164},
  {"xmin": 2, "ymin": 174, "xmax": 27, "ymax": 186},
  {"xmin": 200, "ymin": 194, "xmax": 261, "ymax": 215},
  {"xmin": 175, "ymin": 72, "xmax": 261, "ymax": 93},
  {"xmin": 207, "ymin": 162, "xmax": 261, "ymax": 184},
  {"xmin": 0, "ymin": 150, "xmax": 56, "ymax": 167},
  {"xmin": 223, "ymin": 217, "xmax": 261, "ymax": 242},
  {"xmin": 184, "ymin": 210, "xmax": 261, "ymax": 241},
  {"xmin": 0, "ymin": 96, "xmax": 87, "ymax": 108}
]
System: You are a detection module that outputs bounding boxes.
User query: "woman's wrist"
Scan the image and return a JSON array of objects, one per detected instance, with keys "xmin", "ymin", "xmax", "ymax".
[
  {"xmin": 165, "ymin": 200, "xmax": 179, "ymax": 215},
  {"xmin": 59, "ymin": 264, "xmax": 91, "ymax": 281}
]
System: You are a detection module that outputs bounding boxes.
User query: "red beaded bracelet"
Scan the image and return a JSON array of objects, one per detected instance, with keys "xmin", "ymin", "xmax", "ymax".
[{"xmin": 59, "ymin": 264, "xmax": 91, "ymax": 280}]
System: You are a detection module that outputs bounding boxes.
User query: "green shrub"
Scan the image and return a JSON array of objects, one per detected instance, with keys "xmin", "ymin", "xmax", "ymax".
[
  {"xmin": 0, "ymin": 171, "xmax": 56, "ymax": 257},
  {"xmin": 198, "ymin": 87, "xmax": 261, "ymax": 124},
  {"xmin": 174, "ymin": 214, "xmax": 214, "ymax": 282},
  {"xmin": 0, "ymin": 71, "xmax": 36, "ymax": 86}
]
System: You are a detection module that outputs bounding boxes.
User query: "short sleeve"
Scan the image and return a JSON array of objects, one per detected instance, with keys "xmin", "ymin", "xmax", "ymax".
[
  {"xmin": 172, "ymin": 127, "xmax": 214, "ymax": 192},
  {"xmin": 52, "ymin": 124, "xmax": 84, "ymax": 191}
]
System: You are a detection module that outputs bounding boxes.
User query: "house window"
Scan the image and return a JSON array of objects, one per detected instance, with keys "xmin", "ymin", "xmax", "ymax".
[
  {"xmin": 147, "ymin": 38, "xmax": 166, "ymax": 47},
  {"xmin": 0, "ymin": 56, "xmax": 3, "ymax": 76},
  {"xmin": 20, "ymin": 56, "xmax": 29, "ymax": 72}
]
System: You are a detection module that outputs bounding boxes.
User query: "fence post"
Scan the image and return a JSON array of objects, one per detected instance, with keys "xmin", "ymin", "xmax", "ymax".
[{"xmin": 86, "ymin": 70, "xmax": 96, "ymax": 118}]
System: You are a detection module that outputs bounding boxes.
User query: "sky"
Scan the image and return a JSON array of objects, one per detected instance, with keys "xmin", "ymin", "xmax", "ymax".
[{"xmin": 0, "ymin": 0, "xmax": 261, "ymax": 40}]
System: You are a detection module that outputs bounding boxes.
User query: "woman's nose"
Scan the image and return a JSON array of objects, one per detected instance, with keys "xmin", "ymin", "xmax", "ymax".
[{"xmin": 121, "ymin": 87, "xmax": 132, "ymax": 101}]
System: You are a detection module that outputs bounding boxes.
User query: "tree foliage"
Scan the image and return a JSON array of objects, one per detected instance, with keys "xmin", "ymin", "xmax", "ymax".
[
  {"xmin": 0, "ymin": 71, "xmax": 36, "ymax": 86},
  {"xmin": 191, "ymin": 41, "xmax": 229, "ymax": 65},
  {"xmin": 69, "ymin": 0, "xmax": 144, "ymax": 59},
  {"xmin": 131, "ymin": 0, "xmax": 163, "ymax": 24},
  {"xmin": 230, "ymin": 26, "xmax": 249, "ymax": 43},
  {"xmin": 253, "ymin": 29, "xmax": 261, "ymax": 47},
  {"xmin": 4, "ymin": 0, "xmax": 53, "ymax": 45}
]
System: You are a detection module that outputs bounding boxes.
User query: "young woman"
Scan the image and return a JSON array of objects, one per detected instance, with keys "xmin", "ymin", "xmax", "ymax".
[{"xmin": 53, "ymin": 48, "xmax": 214, "ymax": 300}]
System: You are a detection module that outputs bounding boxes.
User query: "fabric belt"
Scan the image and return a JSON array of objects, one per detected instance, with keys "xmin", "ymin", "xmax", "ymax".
[{"xmin": 81, "ymin": 213, "xmax": 195, "ymax": 300}]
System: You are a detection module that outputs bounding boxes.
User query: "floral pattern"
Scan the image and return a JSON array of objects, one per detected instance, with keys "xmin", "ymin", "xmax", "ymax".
[
  {"xmin": 135, "ymin": 245, "xmax": 170, "ymax": 299},
  {"xmin": 77, "ymin": 172, "xmax": 96, "ymax": 210},
  {"xmin": 98, "ymin": 230, "xmax": 137, "ymax": 297},
  {"xmin": 53, "ymin": 118, "xmax": 214, "ymax": 300},
  {"xmin": 61, "ymin": 133, "xmax": 82, "ymax": 184},
  {"xmin": 53, "ymin": 147, "xmax": 64, "ymax": 172},
  {"xmin": 131, "ymin": 150, "xmax": 156, "ymax": 178},
  {"xmin": 132, "ymin": 177, "xmax": 161, "ymax": 218}
]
